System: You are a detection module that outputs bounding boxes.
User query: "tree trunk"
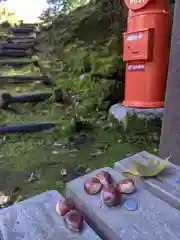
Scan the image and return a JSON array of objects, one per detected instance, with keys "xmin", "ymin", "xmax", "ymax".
[{"xmin": 159, "ymin": 0, "xmax": 180, "ymax": 165}]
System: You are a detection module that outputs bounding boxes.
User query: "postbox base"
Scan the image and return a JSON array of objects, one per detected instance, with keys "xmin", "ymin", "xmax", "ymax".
[
  {"xmin": 122, "ymin": 100, "xmax": 164, "ymax": 108},
  {"xmin": 109, "ymin": 103, "xmax": 163, "ymax": 127}
]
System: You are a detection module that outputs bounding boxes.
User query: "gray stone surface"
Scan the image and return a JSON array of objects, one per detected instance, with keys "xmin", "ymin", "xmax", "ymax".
[
  {"xmin": 0, "ymin": 190, "xmax": 101, "ymax": 240},
  {"xmin": 109, "ymin": 104, "xmax": 163, "ymax": 124},
  {"xmin": 66, "ymin": 167, "xmax": 180, "ymax": 240},
  {"xmin": 114, "ymin": 151, "xmax": 180, "ymax": 208}
]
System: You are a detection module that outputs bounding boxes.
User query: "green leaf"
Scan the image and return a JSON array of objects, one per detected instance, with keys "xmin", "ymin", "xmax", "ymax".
[
  {"xmin": 31, "ymin": 56, "xmax": 39, "ymax": 61},
  {"xmin": 147, "ymin": 158, "xmax": 159, "ymax": 171},
  {"xmin": 123, "ymin": 168, "xmax": 140, "ymax": 176},
  {"xmin": 133, "ymin": 161, "xmax": 155, "ymax": 177},
  {"xmin": 123, "ymin": 156, "xmax": 170, "ymax": 177},
  {"xmin": 154, "ymin": 156, "xmax": 170, "ymax": 175}
]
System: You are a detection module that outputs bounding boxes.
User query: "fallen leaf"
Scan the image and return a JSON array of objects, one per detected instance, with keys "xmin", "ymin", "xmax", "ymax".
[
  {"xmin": 154, "ymin": 156, "xmax": 170, "ymax": 175},
  {"xmin": 123, "ymin": 156, "xmax": 170, "ymax": 177},
  {"xmin": 123, "ymin": 168, "xmax": 140, "ymax": 176}
]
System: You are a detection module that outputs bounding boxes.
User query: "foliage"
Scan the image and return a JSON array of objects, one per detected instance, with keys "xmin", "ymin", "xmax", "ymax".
[
  {"xmin": 31, "ymin": 55, "xmax": 39, "ymax": 61},
  {"xmin": 0, "ymin": 4, "xmax": 17, "ymax": 25},
  {"xmin": 47, "ymin": 0, "xmax": 90, "ymax": 14},
  {"xmin": 0, "ymin": 31, "xmax": 14, "ymax": 38},
  {"xmin": 39, "ymin": 0, "xmax": 127, "ymax": 115}
]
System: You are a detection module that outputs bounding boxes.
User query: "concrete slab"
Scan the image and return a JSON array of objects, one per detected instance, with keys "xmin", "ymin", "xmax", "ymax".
[
  {"xmin": 0, "ymin": 190, "xmax": 101, "ymax": 240},
  {"xmin": 66, "ymin": 167, "xmax": 180, "ymax": 240},
  {"xmin": 109, "ymin": 103, "xmax": 163, "ymax": 124},
  {"xmin": 114, "ymin": 151, "xmax": 180, "ymax": 208}
]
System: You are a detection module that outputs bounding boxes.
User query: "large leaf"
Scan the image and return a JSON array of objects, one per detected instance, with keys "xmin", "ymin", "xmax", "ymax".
[
  {"xmin": 133, "ymin": 161, "xmax": 155, "ymax": 177},
  {"xmin": 154, "ymin": 156, "xmax": 170, "ymax": 175},
  {"xmin": 147, "ymin": 158, "xmax": 159, "ymax": 169},
  {"xmin": 123, "ymin": 156, "xmax": 170, "ymax": 177},
  {"xmin": 123, "ymin": 167, "xmax": 140, "ymax": 176}
]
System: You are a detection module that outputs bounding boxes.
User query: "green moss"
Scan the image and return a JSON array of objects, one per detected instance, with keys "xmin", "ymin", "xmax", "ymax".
[{"xmin": 0, "ymin": 123, "xmax": 156, "ymax": 200}]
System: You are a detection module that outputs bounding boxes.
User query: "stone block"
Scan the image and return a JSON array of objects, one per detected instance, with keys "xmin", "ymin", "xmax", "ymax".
[
  {"xmin": 109, "ymin": 103, "xmax": 163, "ymax": 126},
  {"xmin": 0, "ymin": 190, "xmax": 101, "ymax": 240},
  {"xmin": 114, "ymin": 151, "xmax": 180, "ymax": 208},
  {"xmin": 66, "ymin": 167, "xmax": 180, "ymax": 240}
]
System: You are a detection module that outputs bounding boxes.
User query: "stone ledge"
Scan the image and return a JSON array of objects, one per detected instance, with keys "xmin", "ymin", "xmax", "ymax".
[
  {"xmin": 114, "ymin": 151, "xmax": 180, "ymax": 209},
  {"xmin": 0, "ymin": 190, "xmax": 101, "ymax": 240},
  {"xmin": 66, "ymin": 167, "xmax": 180, "ymax": 240}
]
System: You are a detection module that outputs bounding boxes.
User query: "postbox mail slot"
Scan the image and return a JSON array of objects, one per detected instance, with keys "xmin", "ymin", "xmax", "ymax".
[{"xmin": 123, "ymin": 29, "xmax": 152, "ymax": 61}]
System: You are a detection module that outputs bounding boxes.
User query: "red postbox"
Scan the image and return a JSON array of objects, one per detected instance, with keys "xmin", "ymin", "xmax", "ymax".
[{"xmin": 122, "ymin": 0, "xmax": 171, "ymax": 108}]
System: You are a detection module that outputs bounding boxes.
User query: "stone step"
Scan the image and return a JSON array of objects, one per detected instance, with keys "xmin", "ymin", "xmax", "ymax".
[
  {"xmin": 66, "ymin": 167, "xmax": 180, "ymax": 240},
  {"xmin": 2, "ymin": 43, "xmax": 34, "ymax": 50},
  {"xmin": 8, "ymin": 92, "xmax": 52, "ymax": 104},
  {"xmin": 0, "ymin": 123, "xmax": 56, "ymax": 134},
  {"xmin": 0, "ymin": 75, "xmax": 45, "ymax": 83},
  {"xmin": 0, "ymin": 49, "xmax": 29, "ymax": 54},
  {"xmin": 0, "ymin": 190, "xmax": 101, "ymax": 239},
  {"xmin": 12, "ymin": 33, "xmax": 37, "ymax": 39},
  {"xmin": 0, "ymin": 60, "xmax": 32, "ymax": 67},
  {"xmin": 20, "ymin": 23, "xmax": 38, "ymax": 29},
  {"xmin": 114, "ymin": 151, "xmax": 180, "ymax": 209},
  {"xmin": 7, "ymin": 38, "xmax": 36, "ymax": 44},
  {"xmin": 9, "ymin": 27, "xmax": 36, "ymax": 34},
  {"xmin": 0, "ymin": 49, "xmax": 30, "ymax": 58}
]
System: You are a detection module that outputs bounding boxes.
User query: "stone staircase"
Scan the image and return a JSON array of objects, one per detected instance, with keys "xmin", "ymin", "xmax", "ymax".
[
  {"xmin": 0, "ymin": 151, "xmax": 180, "ymax": 239},
  {"xmin": 0, "ymin": 23, "xmax": 56, "ymax": 134}
]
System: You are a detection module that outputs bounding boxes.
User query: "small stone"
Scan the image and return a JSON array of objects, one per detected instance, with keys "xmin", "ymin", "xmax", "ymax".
[
  {"xmin": 85, "ymin": 168, "xmax": 92, "ymax": 173},
  {"xmin": 53, "ymin": 143, "xmax": 63, "ymax": 147},
  {"xmin": 28, "ymin": 172, "xmax": 37, "ymax": 182},
  {"xmin": 124, "ymin": 199, "xmax": 138, "ymax": 211},
  {"xmin": 79, "ymin": 74, "xmax": 85, "ymax": 81},
  {"xmin": 52, "ymin": 150, "xmax": 59, "ymax": 155},
  {"xmin": 0, "ymin": 192, "xmax": 10, "ymax": 205},
  {"xmin": 175, "ymin": 177, "xmax": 180, "ymax": 183},
  {"xmin": 60, "ymin": 168, "xmax": 67, "ymax": 177},
  {"xmin": 0, "ymin": 140, "xmax": 7, "ymax": 145}
]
